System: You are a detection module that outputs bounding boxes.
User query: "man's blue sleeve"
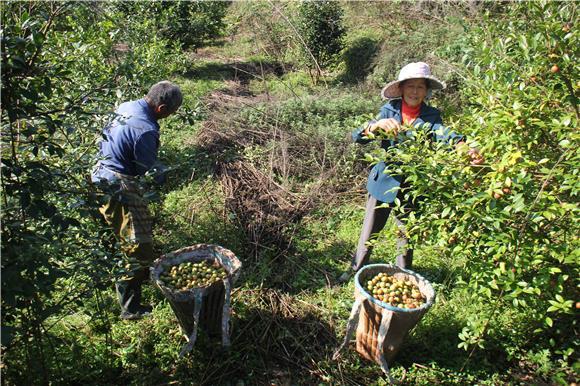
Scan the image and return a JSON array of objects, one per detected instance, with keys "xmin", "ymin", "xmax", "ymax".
[{"xmin": 134, "ymin": 131, "xmax": 160, "ymax": 176}]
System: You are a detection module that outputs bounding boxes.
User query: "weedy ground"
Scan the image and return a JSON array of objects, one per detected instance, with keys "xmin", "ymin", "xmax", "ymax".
[{"xmin": 40, "ymin": 4, "xmax": 570, "ymax": 385}]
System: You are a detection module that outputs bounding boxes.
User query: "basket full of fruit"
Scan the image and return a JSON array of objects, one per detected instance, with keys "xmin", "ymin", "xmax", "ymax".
[
  {"xmin": 151, "ymin": 244, "xmax": 241, "ymax": 356},
  {"xmin": 334, "ymin": 264, "xmax": 435, "ymax": 381}
]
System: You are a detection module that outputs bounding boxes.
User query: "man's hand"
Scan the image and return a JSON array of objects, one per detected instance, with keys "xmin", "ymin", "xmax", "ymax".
[{"xmin": 364, "ymin": 118, "xmax": 401, "ymax": 138}]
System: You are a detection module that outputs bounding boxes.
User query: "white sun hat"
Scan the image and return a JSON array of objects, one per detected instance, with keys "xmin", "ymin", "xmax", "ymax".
[{"xmin": 380, "ymin": 62, "xmax": 446, "ymax": 100}]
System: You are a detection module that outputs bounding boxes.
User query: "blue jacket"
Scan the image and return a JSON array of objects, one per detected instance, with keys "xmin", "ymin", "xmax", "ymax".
[
  {"xmin": 92, "ymin": 99, "xmax": 163, "ymax": 184},
  {"xmin": 352, "ymin": 99, "xmax": 462, "ymax": 203}
]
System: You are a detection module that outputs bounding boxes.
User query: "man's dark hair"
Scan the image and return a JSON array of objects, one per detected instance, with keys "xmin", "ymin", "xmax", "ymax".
[{"xmin": 146, "ymin": 81, "xmax": 183, "ymax": 113}]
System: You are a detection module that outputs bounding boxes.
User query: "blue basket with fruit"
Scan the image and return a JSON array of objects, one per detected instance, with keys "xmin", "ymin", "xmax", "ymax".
[{"xmin": 334, "ymin": 263, "xmax": 435, "ymax": 382}]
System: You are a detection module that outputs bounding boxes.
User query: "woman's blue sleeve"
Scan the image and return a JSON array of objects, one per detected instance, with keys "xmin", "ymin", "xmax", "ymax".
[{"xmin": 432, "ymin": 114, "xmax": 464, "ymax": 144}]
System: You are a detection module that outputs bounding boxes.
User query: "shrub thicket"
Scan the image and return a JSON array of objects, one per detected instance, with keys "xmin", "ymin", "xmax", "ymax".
[
  {"xmin": 113, "ymin": 1, "xmax": 230, "ymax": 49},
  {"xmin": 1, "ymin": 2, "xmax": 189, "ymax": 383},
  {"xmin": 297, "ymin": 0, "xmax": 345, "ymax": 81},
  {"xmin": 366, "ymin": 3, "xmax": 577, "ymax": 379}
]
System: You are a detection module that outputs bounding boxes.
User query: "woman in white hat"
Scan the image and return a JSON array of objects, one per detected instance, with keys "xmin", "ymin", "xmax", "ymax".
[{"xmin": 339, "ymin": 62, "xmax": 464, "ymax": 282}]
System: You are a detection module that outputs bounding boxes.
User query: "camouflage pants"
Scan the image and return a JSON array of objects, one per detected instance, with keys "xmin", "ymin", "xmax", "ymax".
[
  {"xmin": 99, "ymin": 189, "xmax": 156, "ymax": 283},
  {"xmin": 100, "ymin": 188, "xmax": 159, "ymax": 313}
]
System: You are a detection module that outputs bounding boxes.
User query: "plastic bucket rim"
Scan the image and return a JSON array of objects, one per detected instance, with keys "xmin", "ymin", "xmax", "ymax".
[{"xmin": 354, "ymin": 263, "xmax": 435, "ymax": 313}]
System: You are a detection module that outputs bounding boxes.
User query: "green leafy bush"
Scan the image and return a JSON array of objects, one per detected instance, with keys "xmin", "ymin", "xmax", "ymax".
[
  {"xmin": 339, "ymin": 32, "xmax": 381, "ymax": 84},
  {"xmin": 297, "ymin": 0, "xmax": 346, "ymax": 80},
  {"xmin": 366, "ymin": 2, "xmax": 578, "ymax": 379},
  {"xmin": 0, "ymin": 2, "xmax": 189, "ymax": 383},
  {"xmin": 113, "ymin": 1, "xmax": 230, "ymax": 49}
]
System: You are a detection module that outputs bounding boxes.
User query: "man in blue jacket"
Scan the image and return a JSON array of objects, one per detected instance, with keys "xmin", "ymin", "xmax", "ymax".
[{"xmin": 92, "ymin": 80, "xmax": 182, "ymax": 319}]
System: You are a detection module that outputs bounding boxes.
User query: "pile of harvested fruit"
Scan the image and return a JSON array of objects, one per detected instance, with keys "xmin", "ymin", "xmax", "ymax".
[
  {"xmin": 365, "ymin": 272, "xmax": 426, "ymax": 309},
  {"xmin": 159, "ymin": 260, "xmax": 228, "ymax": 291}
]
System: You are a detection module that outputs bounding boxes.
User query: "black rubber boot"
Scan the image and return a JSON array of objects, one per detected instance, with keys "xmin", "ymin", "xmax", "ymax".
[
  {"xmin": 115, "ymin": 280, "xmax": 152, "ymax": 320},
  {"xmin": 337, "ymin": 267, "xmax": 355, "ymax": 284}
]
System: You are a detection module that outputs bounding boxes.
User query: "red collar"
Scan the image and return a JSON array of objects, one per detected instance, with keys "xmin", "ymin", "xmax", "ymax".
[{"xmin": 402, "ymin": 99, "xmax": 421, "ymax": 124}]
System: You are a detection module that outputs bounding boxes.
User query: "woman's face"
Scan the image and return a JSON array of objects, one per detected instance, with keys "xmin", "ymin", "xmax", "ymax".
[{"xmin": 401, "ymin": 78, "xmax": 428, "ymax": 107}]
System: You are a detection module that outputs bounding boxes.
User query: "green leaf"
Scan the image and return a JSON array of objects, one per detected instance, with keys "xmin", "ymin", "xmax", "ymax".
[{"xmin": 559, "ymin": 139, "xmax": 570, "ymax": 148}]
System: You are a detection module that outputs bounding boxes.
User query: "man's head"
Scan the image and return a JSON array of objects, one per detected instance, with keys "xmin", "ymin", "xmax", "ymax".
[{"xmin": 144, "ymin": 81, "xmax": 183, "ymax": 120}]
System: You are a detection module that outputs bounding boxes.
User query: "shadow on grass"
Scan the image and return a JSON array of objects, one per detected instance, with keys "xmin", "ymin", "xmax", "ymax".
[
  {"xmin": 236, "ymin": 235, "xmax": 355, "ymax": 294},
  {"xmin": 183, "ymin": 60, "xmax": 290, "ymax": 86},
  {"xmin": 336, "ymin": 36, "xmax": 381, "ymax": 85},
  {"xmin": 397, "ymin": 308, "xmax": 466, "ymax": 368},
  {"xmin": 283, "ymin": 238, "xmax": 354, "ymax": 290},
  {"xmin": 394, "ymin": 304, "xmax": 511, "ymax": 384},
  {"xmin": 165, "ymin": 304, "xmax": 378, "ymax": 385}
]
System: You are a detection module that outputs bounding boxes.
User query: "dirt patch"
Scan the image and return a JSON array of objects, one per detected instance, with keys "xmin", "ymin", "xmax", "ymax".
[{"xmin": 219, "ymin": 160, "xmax": 313, "ymax": 252}]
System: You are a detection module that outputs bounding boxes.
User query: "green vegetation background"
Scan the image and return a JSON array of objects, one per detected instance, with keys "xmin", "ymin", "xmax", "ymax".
[{"xmin": 1, "ymin": 1, "xmax": 577, "ymax": 385}]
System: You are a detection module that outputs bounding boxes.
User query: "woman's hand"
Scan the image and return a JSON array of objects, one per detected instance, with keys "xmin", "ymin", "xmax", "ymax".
[
  {"xmin": 456, "ymin": 141, "xmax": 485, "ymax": 165},
  {"xmin": 468, "ymin": 148, "xmax": 484, "ymax": 165},
  {"xmin": 364, "ymin": 118, "xmax": 401, "ymax": 138}
]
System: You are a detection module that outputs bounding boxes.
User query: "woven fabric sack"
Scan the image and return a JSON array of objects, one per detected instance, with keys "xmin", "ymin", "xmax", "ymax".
[{"xmin": 151, "ymin": 244, "xmax": 241, "ymax": 356}]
